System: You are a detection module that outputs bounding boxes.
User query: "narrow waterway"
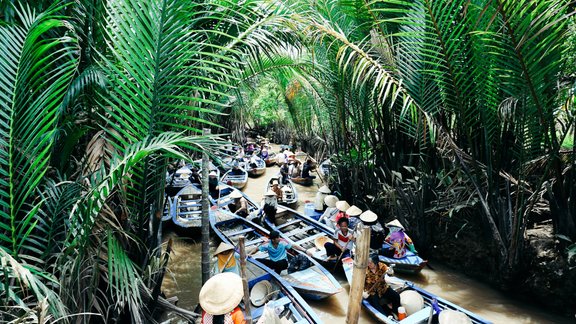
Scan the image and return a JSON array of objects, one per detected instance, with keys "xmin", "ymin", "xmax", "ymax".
[{"xmin": 161, "ymin": 164, "xmax": 572, "ymax": 323}]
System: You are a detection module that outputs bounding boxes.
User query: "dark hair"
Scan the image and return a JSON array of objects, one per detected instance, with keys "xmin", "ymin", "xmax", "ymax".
[
  {"xmin": 370, "ymin": 254, "xmax": 380, "ymax": 265},
  {"xmin": 337, "ymin": 217, "xmax": 349, "ymax": 226},
  {"xmin": 213, "ymin": 314, "xmax": 224, "ymax": 324},
  {"xmin": 269, "ymin": 230, "xmax": 280, "ymax": 239}
]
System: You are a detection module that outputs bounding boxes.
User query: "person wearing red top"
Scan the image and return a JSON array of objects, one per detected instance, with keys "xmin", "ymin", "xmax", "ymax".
[{"xmin": 323, "ymin": 217, "xmax": 354, "ymax": 261}]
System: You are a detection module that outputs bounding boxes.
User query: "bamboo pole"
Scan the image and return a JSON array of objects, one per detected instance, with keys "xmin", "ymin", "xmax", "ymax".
[
  {"xmin": 201, "ymin": 128, "xmax": 211, "ymax": 285},
  {"xmin": 346, "ymin": 224, "xmax": 371, "ymax": 324},
  {"xmin": 238, "ymin": 236, "xmax": 253, "ymax": 324}
]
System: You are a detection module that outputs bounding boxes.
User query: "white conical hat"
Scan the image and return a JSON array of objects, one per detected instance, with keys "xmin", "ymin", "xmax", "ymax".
[
  {"xmin": 229, "ymin": 190, "xmax": 243, "ymax": 199},
  {"xmin": 250, "ymin": 280, "xmax": 274, "ymax": 307},
  {"xmin": 324, "ymin": 195, "xmax": 339, "ymax": 208},
  {"xmin": 209, "ymin": 171, "xmax": 217, "ymax": 177},
  {"xmin": 400, "ymin": 290, "xmax": 424, "ymax": 316},
  {"xmin": 346, "ymin": 205, "xmax": 362, "ymax": 216},
  {"xmin": 360, "ymin": 210, "xmax": 378, "ymax": 224},
  {"xmin": 336, "ymin": 200, "xmax": 350, "ymax": 212},
  {"xmin": 213, "ymin": 242, "xmax": 234, "ymax": 256},
  {"xmin": 199, "ymin": 272, "xmax": 243, "ymax": 315},
  {"xmin": 318, "ymin": 185, "xmax": 331, "ymax": 194},
  {"xmin": 385, "ymin": 219, "xmax": 405, "ymax": 230},
  {"xmin": 438, "ymin": 310, "xmax": 472, "ymax": 324}
]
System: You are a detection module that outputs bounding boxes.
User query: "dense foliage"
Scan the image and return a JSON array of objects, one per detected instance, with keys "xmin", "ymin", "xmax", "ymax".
[{"xmin": 1, "ymin": 0, "xmax": 575, "ymax": 322}]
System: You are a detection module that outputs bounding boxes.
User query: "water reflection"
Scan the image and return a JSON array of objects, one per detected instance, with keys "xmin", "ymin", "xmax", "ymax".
[{"xmin": 161, "ymin": 163, "xmax": 572, "ymax": 324}]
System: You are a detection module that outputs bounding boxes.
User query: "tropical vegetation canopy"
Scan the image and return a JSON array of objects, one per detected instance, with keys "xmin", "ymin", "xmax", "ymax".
[{"xmin": 1, "ymin": 0, "xmax": 575, "ymax": 322}]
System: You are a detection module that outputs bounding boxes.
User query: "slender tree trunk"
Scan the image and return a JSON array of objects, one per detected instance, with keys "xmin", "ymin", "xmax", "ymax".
[{"xmin": 201, "ymin": 128, "xmax": 211, "ymax": 285}]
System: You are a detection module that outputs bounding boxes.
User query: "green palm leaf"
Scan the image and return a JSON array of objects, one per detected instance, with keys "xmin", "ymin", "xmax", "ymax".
[{"xmin": 0, "ymin": 3, "xmax": 79, "ymax": 260}]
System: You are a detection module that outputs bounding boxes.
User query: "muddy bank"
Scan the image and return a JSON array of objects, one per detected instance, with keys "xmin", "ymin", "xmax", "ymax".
[{"xmin": 414, "ymin": 214, "xmax": 576, "ymax": 319}]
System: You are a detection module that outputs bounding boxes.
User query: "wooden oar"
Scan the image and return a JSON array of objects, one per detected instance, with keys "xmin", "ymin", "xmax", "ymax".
[{"xmin": 332, "ymin": 239, "xmax": 352, "ymax": 271}]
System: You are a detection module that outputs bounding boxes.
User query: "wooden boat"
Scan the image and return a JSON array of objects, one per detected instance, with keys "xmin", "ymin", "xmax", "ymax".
[
  {"xmin": 161, "ymin": 195, "xmax": 173, "ymax": 222},
  {"xmin": 378, "ymin": 243, "xmax": 428, "ymax": 274},
  {"xmin": 210, "ymin": 182, "xmax": 259, "ymax": 214},
  {"xmin": 211, "ymin": 210, "xmax": 342, "ymax": 301},
  {"xmin": 246, "ymin": 258, "xmax": 322, "ymax": 323},
  {"xmin": 265, "ymin": 176, "xmax": 298, "ymax": 207},
  {"xmin": 262, "ymin": 205, "xmax": 336, "ymax": 264},
  {"xmin": 264, "ymin": 152, "xmax": 277, "ymax": 166},
  {"xmin": 341, "ymin": 257, "xmax": 492, "ymax": 323},
  {"xmin": 290, "ymin": 176, "xmax": 314, "ymax": 186},
  {"xmin": 221, "ymin": 167, "xmax": 248, "ymax": 189},
  {"xmin": 172, "ymin": 185, "xmax": 203, "ymax": 229},
  {"xmin": 243, "ymin": 157, "xmax": 266, "ymax": 177}
]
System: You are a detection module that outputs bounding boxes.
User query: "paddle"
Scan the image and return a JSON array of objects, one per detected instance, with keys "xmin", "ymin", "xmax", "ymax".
[{"xmin": 332, "ymin": 239, "xmax": 352, "ymax": 272}]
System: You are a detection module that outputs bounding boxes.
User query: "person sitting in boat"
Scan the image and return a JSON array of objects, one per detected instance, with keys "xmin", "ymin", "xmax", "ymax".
[
  {"xmin": 230, "ymin": 162, "xmax": 244, "ymax": 176},
  {"xmin": 362, "ymin": 254, "xmax": 401, "ymax": 317},
  {"xmin": 188, "ymin": 167, "xmax": 201, "ymax": 185},
  {"xmin": 212, "ymin": 242, "xmax": 240, "ymax": 275},
  {"xmin": 253, "ymin": 230, "xmax": 310, "ymax": 274},
  {"xmin": 245, "ymin": 142, "xmax": 255, "ymax": 155},
  {"xmin": 345, "ymin": 205, "xmax": 363, "ymax": 229},
  {"xmin": 228, "ymin": 190, "xmax": 249, "ymax": 217},
  {"xmin": 208, "ymin": 171, "xmax": 219, "ymax": 198},
  {"xmin": 333, "ymin": 200, "xmax": 351, "ymax": 227},
  {"xmin": 279, "ymin": 162, "xmax": 290, "ymax": 184},
  {"xmin": 276, "ymin": 150, "xmax": 287, "ymax": 165},
  {"xmin": 319, "ymin": 195, "xmax": 339, "ymax": 228},
  {"xmin": 199, "ymin": 272, "xmax": 245, "ymax": 324},
  {"xmin": 270, "ymin": 181, "xmax": 283, "ymax": 202},
  {"xmin": 288, "ymin": 159, "xmax": 301, "ymax": 178},
  {"xmin": 314, "ymin": 185, "xmax": 332, "ymax": 212},
  {"xmin": 259, "ymin": 144, "xmax": 268, "ymax": 159},
  {"xmin": 248, "ymin": 154, "xmax": 259, "ymax": 169},
  {"xmin": 380, "ymin": 219, "xmax": 417, "ymax": 258},
  {"xmin": 301, "ymin": 158, "xmax": 316, "ymax": 179},
  {"xmin": 324, "ymin": 217, "xmax": 354, "ymax": 261}
]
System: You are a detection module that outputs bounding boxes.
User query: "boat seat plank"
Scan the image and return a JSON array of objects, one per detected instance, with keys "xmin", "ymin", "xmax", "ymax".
[
  {"xmin": 400, "ymin": 306, "xmax": 432, "ymax": 324},
  {"xmin": 276, "ymin": 219, "xmax": 303, "ymax": 230},
  {"xmin": 270, "ymin": 296, "xmax": 291, "ymax": 307},
  {"xmin": 294, "ymin": 233, "xmax": 325, "ymax": 246},
  {"xmin": 285, "ymin": 226, "xmax": 315, "ymax": 238},
  {"xmin": 246, "ymin": 238, "xmax": 264, "ymax": 246},
  {"xmin": 226, "ymin": 228, "xmax": 253, "ymax": 237}
]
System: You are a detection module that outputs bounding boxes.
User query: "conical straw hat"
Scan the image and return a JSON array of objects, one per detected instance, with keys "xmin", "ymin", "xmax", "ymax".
[
  {"xmin": 318, "ymin": 185, "xmax": 331, "ymax": 194},
  {"xmin": 385, "ymin": 219, "xmax": 405, "ymax": 230},
  {"xmin": 199, "ymin": 272, "xmax": 243, "ymax": 315},
  {"xmin": 250, "ymin": 280, "xmax": 273, "ymax": 307},
  {"xmin": 346, "ymin": 205, "xmax": 362, "ymax": 216},
  {"xmin": 229, "ymin": 190, "xmax": 243, "ymax": 199},
  {"xmin": 400, "ymin": 290, "xmax": 424, "ymax": 316},
  {"xmin": 360, "ymin": 210, "xmax": 378, "ymax": 225},
  {"xmin": 336, "ymin": 200, "xmax": 350, "ymax": 212},
  {"xmin": 213, "ymin": 242, "xmax": 234, "ymax": 256},
  {"xmin": 324, "ymin": 195, "xmax": 338, "ymax": 208},
  {"xmin": 438, "ymin": 310, "xmax": 472, "ymax": 324}
]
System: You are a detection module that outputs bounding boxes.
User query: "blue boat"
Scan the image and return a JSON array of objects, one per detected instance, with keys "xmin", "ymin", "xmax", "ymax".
[
  {"xmin": 221, "ymin": 167, "xmax": 249, "ymax": 189},
  {"xmin": 161, "ymin": 195, "xmax": 173, "ymax": 222},
  {"xmin": 171, "ymin": 185, "xmax": 203, "ymax": 229},
  {"xmin": 265, "ymin": 175, "xmax": 298, "ymax": 207},
  {"xmin": 210, "ymin": 182, "xmax": 259, "ymax": 213},
  {"xmin": 378, "ymin": 243, "xmax": 428, "ymax": 274},
  {"xmin": 210, "ymin": 209, "xmax": 342, "ymax": 301},
  {"xmin": 246, "ymin": 256, "xmax": 322, "ymax": 323},
  {"xmin": 341, "ymin": 257, "xmax": 491, "ymax": 323},
  {"xmin": 242, "ymin": 156, "xmax": 267, "ymax": 177},
  {"xmin": 262, "ymin": 205, "xmax": 338, "ymax": 264}
]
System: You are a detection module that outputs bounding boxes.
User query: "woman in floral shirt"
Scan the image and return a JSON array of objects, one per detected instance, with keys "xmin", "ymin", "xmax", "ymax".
[{"xmin": 363, "ymin": 255, "xmax": 401, "ymax": 317}]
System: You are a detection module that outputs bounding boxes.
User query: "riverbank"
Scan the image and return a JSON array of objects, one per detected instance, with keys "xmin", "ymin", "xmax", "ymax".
[{"xmin": 413, "ymin": 210, "xmax": 576, "ymax": 321}]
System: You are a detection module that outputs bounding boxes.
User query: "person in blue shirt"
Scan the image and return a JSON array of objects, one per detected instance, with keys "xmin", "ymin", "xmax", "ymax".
[{"xmin": 253, "ymin": 230, "xmax": 310, "ymax": 274}]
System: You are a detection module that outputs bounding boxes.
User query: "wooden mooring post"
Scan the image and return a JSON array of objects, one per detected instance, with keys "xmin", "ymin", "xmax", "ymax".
[
  {"xmin": 238, "ymin": 236, "xmax": 253, "ymax": 324},
  {"xmin": 201, "ymin": 128, "xmax": 211, "ymax": 285},
  {"xmin": 346, "ymin": 224, "xmax": 371, "ymax": 324}
]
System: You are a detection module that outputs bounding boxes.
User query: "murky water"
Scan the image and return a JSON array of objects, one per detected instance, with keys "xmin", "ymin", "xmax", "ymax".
[{"xmin": 161, "ymin": 164, "xmax": 573, "ymax": 323}]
